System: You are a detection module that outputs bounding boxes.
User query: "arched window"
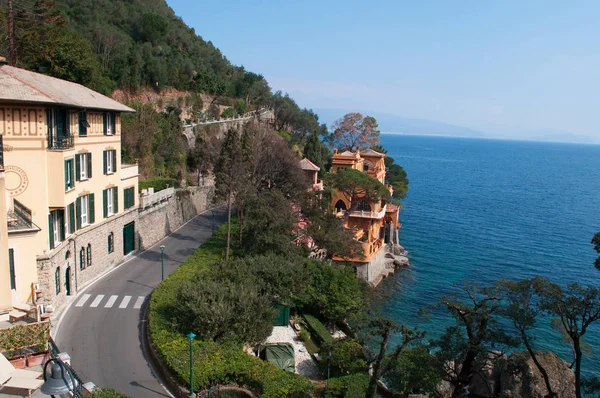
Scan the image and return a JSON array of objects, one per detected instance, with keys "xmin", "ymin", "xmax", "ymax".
[
  {"xmin": 80, "ymin": 247, "xmax": 86, "ymax": 270},
  {"xmin": 86, "ymin": 244, "xmax": 92, "ymax": 267},
  {"xmin": 108, "ymin": 232, "xmax": 114, "ymax": 254},
  {"xmin": 55, "ymin": 267, "xmax": 61, "ymax": 295},
  {"xmin": 357, "ymin": 200, "xmax": 371, "ymax": 212},
  {"xmin": 334, "ymin": 200, "xmax": 347, "ymax": 212}
]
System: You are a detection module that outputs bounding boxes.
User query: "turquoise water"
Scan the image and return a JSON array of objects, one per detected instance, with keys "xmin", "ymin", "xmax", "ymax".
[{"xmin": 371, "ymin": 134, "xmax": 600, "ymax": 375}]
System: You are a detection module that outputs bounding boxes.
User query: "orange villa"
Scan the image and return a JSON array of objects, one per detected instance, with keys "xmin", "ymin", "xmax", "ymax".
[{"xmin": 330, "ymin": 148, "xmax": 405, "ymax": 285}]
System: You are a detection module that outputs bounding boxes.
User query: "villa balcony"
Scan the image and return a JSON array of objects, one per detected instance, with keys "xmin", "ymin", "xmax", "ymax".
[
  {"xmin": 120, "ymin": 163, "xmax": 138, "ymax": 181},
  {"xmin": 7, "ymin": 199, "xmax": 39, "ymax": 233},
  {"xmin": 47, "ymin": 134, "xmax": 74, "ymax": 150},
  {"xmin": 347, "ymin": 206, "xmax": 386, "ymax": 219}
]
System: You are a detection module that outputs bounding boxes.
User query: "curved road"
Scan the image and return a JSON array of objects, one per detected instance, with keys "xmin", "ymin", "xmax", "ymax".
[{"xmin": 55, "ymin": 208, "xmax": 227, "ymax": 397}]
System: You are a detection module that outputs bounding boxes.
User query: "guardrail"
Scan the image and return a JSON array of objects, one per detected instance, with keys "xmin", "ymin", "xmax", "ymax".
[
  {"xmin": 140, "ymin": 187, "xmax": 175, "ymax": 209},
  {"xmin": 347, "ymin": 206, "xmax": 386, "ymax": 219},
  {"xmin": 48, "ymin": 134, "xmax": 74, "ymax": 150}
]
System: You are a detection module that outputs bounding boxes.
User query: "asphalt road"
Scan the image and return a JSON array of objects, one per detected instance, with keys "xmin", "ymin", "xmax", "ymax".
[{"xmin": 55, "ymin": 208, "xmax": 228, "ymax": 397}]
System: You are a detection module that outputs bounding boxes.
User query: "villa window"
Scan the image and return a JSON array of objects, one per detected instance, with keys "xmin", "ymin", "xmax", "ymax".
[
  {"xmin": 357, "ymin": 200, "xmax": 371, "ymax": 212},
  {"xmin": 64, "ymin": 158, "xmax": 75, "ymax": 191},
  {"xmin": 334, "ymin": 200, "xmax": 347, "ymax": 212},
  {"xmin": 55, "ymin": 267, "xmax": 61, "ymax": 294},
  {"xmin": 78, "ymin": 111, "xmax": 89, "ymax": 136},
  {"xmin": 103, "ymin": 187, "xmax": 118, "ymax": 218},
  {"xmin": 8, "ymin": 249, "xmax": 16, "ymax": 290},
  {"xmin": 76, "ymin": 153, "xmax": 92, "ymax": 181},
  {"xmin": 103, "ymin": 112, "xmax": 116, "ymax": 135},
  {"xmin": 80, "ymin": 247, "xmax": 86, "ymax": 270},
  {"xmin": 48, "ymin": 210, "xmax": 65, "ymax": 250},
  {"xmin": 108, "ymin": 232, "xmax": 114, "ymax": 254},
  {"xmin": 124, "ymin": 187, "xmax": 135, "ymax": 209},
  {"xmin": 103, "ymin": 149, "xmax": 117, "ymax": 174},
  {"xmin": 76, "ymin": 194, "xmax": 95, "ymax": 228},
  {"xmin": 87, "ymin": 244, "xmax": 92, "ymax": 267}
]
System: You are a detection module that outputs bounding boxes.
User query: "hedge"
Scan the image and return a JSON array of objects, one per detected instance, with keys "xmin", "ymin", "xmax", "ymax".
[
  {"xmin": 323, "ymin": 374, "xmax": 370, "ymax": 398},
  {"xmin": 149, "ymin": 224, "xmax": 313, "ymax": 397},
  {"xmin": 87, "ymin": 389, "xmax": 129, "ymax": 398},
  {"xmin": 303, "ymin": 314, "xmax": 333, "ymax": 345},
  {"xmin": 139, "ymin": 177, "xmax": 177, "ymax": 192}
]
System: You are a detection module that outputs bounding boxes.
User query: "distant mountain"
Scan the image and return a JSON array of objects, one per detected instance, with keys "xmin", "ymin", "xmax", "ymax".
[
  {"xmin": 523, "ymin": 129, "xmax": 597, "ymax": 145},
  {"xmin": 315, "ymin": 108, "xmax": 485, "ymax": 138}
]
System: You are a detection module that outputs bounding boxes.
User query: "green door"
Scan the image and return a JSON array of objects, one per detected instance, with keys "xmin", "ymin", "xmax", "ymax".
[
  {"xmin": 123, "ymin": 222, "xmax": 135, "ymax": 255},
  {"xmin": 273, "ymin": 304, "xmax": 290, "ymax": 326}
]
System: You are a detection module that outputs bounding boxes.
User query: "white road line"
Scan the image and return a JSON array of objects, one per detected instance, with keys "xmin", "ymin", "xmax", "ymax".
[
  {"xmin": 75, "ymin": 294, "xmax": 91, "ymax": 307},
  {"xmin": 119, "ymin": 296, "xmax": 132, "ymax": 309},
  {"xmin": 90, "ymin": 295, "xmax": 105, "ymax": 308},
  {"xmin": 104, "ymin": 295, "xmax": 118, "ymax": 308},
  {"xmin": 133, "ymin": 296, "xmax": 145, "ymax": 309}
]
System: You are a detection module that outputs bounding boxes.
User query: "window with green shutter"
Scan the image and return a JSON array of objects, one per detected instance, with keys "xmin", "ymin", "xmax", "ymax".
[
  {"xmin": 86, "ymin": 244, "xmax": 92, "ymax": 267},
  {"xmin": 64, "ymin": 158, "xmax": 75, "ymax": 191},
  {"xmin": 80, "ymin": 247, "xmax": 85, "ymax": 270},
  {"xmin": 48, "ymin": 213, "xmax": 55, "ymax": 250},
  {"xmin": 108, "ymin": 232, "xmax": 114, "ymax": 253},
  {"xmin": 55, "ymin": 267, "xmax": 61, "ymax": 294},
  {"xmin": 113, "ymin": 187, "xmax": 118, "ymax": 214},
  {"xmin": 124, "ymin": 187, "xmax": 135, "ymax": 209},
  {"xmin": 8, "ymin": 249, "xmax": 16, "ymax": 290},
  {"xmin": 78, "ymin": 111, "xmax": 88, "ymax": 136},
  {"xmin": 89, "ymin": 193, "xmax": 95, "ymax": 223},
  {"xmin": 68, "ymin": 203, "xmax": 75, "ymax": 234}
]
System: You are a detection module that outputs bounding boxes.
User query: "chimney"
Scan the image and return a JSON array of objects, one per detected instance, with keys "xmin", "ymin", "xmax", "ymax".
[{"xmin": 0, "ymin": 56, "xmax": 7, "ymax": 65}]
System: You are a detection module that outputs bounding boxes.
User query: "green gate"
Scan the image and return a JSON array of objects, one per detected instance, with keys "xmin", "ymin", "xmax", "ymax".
[
  {"xmin": 273, "ymin": 304, "xmax": 290, "ymax": 326},
  {"xmin": 123, "ymin": 222, "xmax": 135, "ymax": 255}
]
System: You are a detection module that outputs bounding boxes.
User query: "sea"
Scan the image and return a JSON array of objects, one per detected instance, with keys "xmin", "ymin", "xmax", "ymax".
[{"xmin": 370, "ymin": 133, "xmax": 600, "ymax": 377}]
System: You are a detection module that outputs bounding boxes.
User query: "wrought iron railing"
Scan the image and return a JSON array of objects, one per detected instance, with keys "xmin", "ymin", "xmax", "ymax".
[
  {"xmin": 48, "ymin": 134, "xmax": 74, "ymax": 150},
  {"xmin": 48, "ymin": 337, "xmax": 85, "ymax": 398},
  {"xmin": 7, "ymin": 199, "xmax": 34, "ymax": 231}
]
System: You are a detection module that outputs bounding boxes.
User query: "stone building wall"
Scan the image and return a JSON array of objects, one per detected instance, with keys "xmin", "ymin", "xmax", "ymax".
[
  {"xmin": 138, "ymin": 185, "xmax": 215, "ymax": 250},
  {"xmin": 36, "ymin": 208, "xmax": 138, "ymax": 313}
]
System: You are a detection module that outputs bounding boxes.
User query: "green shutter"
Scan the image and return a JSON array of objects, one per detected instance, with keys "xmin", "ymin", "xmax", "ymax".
[
  {"xmin": 103, "ymin": 112, "xmax": 107, "ymax": 135},
  {"xmin": 64, "ymin": 160, "xmax": 69, "ymax": 190},
  {"xmin": 59, "ymin": 211, "xmax": 65, "ymax": 241},
  {"xmin": 103, "ymin": 151, "xmax": 107, "ymax": 175},
  {"xmin": 48, "ymin": 213, "xmax": 55, "ymax": 250},
  {"xmin": 111, "ymin": 113, "xmax": 116, "ymax": 135},
  {"xmin": 103, "ymin": 189, "xmax": 108, "ymax": 218},
  {"xmin": 75, "ymin": 155, "xmax": 81, "ymax": 181},
  {"xmin": 79, "ymin": 111, "xmax": 87, "ymax": 136},
  {"xmin": 113, "ymin": 188, "xmax": 119, "ymax": 213},
  {"xmin": 8, "ymin": 249, "xmax": 16, "ymax": 290},
  {"xmin": 113, "ymin": 149, "xmax": 117, "ymax": 172},
  {"xmin": 87, "ymin": 153, "xmax": 92, "ymax": 178},
  {"xmin": 68, "ymin": 203, "xmax": 75, "ymax": 234},
  {"xmin": 76, "ymin": 198, "xmax": 82, "ymax": 229},
  {"xmin": 89, "ymin": 193, "xmax": 95, "ymax": 224}
]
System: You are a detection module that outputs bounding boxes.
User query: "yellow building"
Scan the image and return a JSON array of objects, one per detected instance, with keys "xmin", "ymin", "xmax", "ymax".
[
  {"xmin": 0, "ymin": 60, "xmax": 139, "ymax": 321},
  {"xmin": 330, "ymin": 148, "xmax": 402, "ymax": 285}
]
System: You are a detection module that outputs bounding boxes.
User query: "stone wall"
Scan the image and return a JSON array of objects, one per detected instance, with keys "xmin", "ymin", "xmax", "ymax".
[
  {"xmin": 138, "ymin": 185, "xmax": 215, "ymax": 250},
  {"xmin": 37, "ymin": 208, "xmax": 138, "ymax": 313}
]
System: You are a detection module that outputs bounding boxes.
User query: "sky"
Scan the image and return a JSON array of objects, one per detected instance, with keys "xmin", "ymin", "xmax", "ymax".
[{"xmin": 166, "ymin": 1, "xmax": 600, "ymax": 142}]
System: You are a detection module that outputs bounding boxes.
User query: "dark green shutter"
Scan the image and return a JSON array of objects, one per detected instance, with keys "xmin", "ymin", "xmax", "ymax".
[
  {"xmin": 75, "ymin": 155, "xmax": 81, "ymax": 181},
  {"xmin": 76, "ymin": 198, "xmax": 82, "ymax": 229},
  {"xmin": 68, "ymin": 203, "xmax": 75, "ymax": 234},
  {"xmin": 64, "ymin": 160, "xmax": 69, "ymax": 190},
  {"xmin": 103, "ymin": 151, "xmax": 107, "ymax": 175},
  {"xmin": 8, "ymin": 249, "xmax": 16, "ymax": 290},
  {"xmin": 103, "ymin": 112, "xmax": 107, "ymax": 135},
  {"xmin": 113, "ymin": 149, "xmax": 117, "ymax": 172},
  {"xmin": 87, "ymin": 153, "xmax": 92, "ymax": 178},
  {"xmin": 79, "ymin": 111, "xmax": 87, "ymax": 136},
  {"xmin": 48, "ymin": 213, "xmax": 55, "ymax": 250},
  {"xmin": 113, "ymin": 188, "xmax": 118, "ymax": 213},
  {"xmin": 80, "ymin": 248, "xmax": 85, "ymax": 269},
  {"xmin": 103, "ymin": 189, "xmax": 108, "ymax": 218},
  {"xmin": 59, "ymin": 211, "xmax": 65, "ymax": 241},
  {"xmin": 70, "ymin": 159, "xmax": 75, "ymax": 188},
  {"xmin": 111, "ymin": 113, "xmax": 116, "ymax": 135},
  {"xmin": 89, "ymin": 193, "xmax": 95, "ymax": 224}
]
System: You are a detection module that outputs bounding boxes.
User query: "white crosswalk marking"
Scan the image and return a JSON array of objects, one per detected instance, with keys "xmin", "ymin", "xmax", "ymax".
[
  {"xmin": 90, "ymin": 295, "xmax": 105, "ymax": 308},
  {"xmin": 75, "ymin": 294, "xmax": 91, "ymax": 307},
  {"xmin": 133, "ymin": 296, "xmax": 145, "ymax": 309},
  {"xmin": 119, "ymin": 296, "xmax": 132, "ymax": 309},
  {"xmin": 104, "ymin": 295, "xmax": 118, "ymax": 308}
]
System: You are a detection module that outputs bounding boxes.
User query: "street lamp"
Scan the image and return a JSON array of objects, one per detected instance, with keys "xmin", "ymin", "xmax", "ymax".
[
  {"xmin": 160, "ymin": 245, "xmax": 165, "ymax": 281},
  {"xmin": 186, "ymin": 332, "xmax": 196, "ymax": 397},
  {"xmin": 40, "ymin": 358, "xmax": 75, "ymax": 396}
]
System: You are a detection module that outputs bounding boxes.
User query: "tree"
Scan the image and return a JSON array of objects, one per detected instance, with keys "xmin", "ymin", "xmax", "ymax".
[
  {"xmin": 365, "ymin": 318, "xmax": 424, "ymax": 398},
  {"xmin": 326, "ymin": 168, "xmax": 391, "ymax": 223},
  {"xmin": 430, "ymin": 283, "xmax": 515, "ymax": 398},
  {"xmin": 214, "ymin": 128, "xmax": 247, "ymax": 261},
  {"xmin": 592, "ymin": 232, "xmax": 600, "ymax": 270},
  {"xmin": 535, "ymin": 278, "xmax": 600, "ymax": 398},
  {"xmin": 385, "ymin": 344, "xmax": 443, "ymax": 397},
  {"xmin": 497, "ymin": 279, "xmax": 556, "ymax": 397},
  {"xmin": 330, "ymin": 113, "xmax": 380, "ymax": 151},
  {"xmin": 320, "ymin": 338, "xmax": 367, "ymax": 377},
  {"xmin": 372, "ymin": 145, "xmax": 409, "ymax": 202},
  {"xmin": 303, "ymin": 132, "xmax": 331, "ymax": 175}
]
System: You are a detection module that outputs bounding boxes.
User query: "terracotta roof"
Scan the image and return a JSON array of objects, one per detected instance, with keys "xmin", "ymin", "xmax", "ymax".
[
  {"xmin": 361, "ymin": 148, "xmax": 385, "ymax": 157},
  {"xmin": 339, "ymin": 150, "xmax": 356, "ymax": 157},
  {"xmin": 0, "ymin": 65, "xmax": 134, "ymax": 112},
  {"xmin": 300, "ymin": 158, "xmax": 320, "ymax": 171}
]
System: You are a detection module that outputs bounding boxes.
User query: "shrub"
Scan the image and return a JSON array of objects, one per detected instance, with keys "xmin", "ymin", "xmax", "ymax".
[
  {"xmin": 304, "ymin": 314, "xmax": 332, "ymax": 345},
  {"xmin": 323, "ymin": 374, "xmax": 370, "ymax": 398},
  {"xmin": 221, "ymin": 107, "xmax": 237, "ymax": 118},
  {"xmin": 139, "ymin": 177, "xmax": 177, "ymax": 192},
  {"xmin": 320, "ymin": 338, "xmax": 367, "ymax": 377},
  {"xmin": 87, "ymin": 389, "xmax": 129, "ymax": 398}
]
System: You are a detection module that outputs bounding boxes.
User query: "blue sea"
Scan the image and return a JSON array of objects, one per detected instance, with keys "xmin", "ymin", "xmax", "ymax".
[{"xmin": 371, "ymin": 134, "xmax": 600, "ymax": 376}]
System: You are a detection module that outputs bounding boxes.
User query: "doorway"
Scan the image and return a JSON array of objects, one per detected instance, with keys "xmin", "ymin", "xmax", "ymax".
[
  {"xmin": 123, "ymin": 222, "xmax": 135, "ymax": 255},
  {"xmin": 65, "ymin": 265, "xmax": 71, "ymax": 296}
]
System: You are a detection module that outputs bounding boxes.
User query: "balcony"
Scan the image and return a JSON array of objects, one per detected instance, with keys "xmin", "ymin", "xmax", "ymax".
[
  {"xmin": 347, "ymin": 206, "xmax": 386, "ymax": 219},
  {"xmin": 7, "ymin": 199, "xmax": 39, "ymax": 233},
  {"xmin": 47, "ymin": 134, "xmax": 74, "ymax": 150},
  {"xmin": 140, "ymin": 187, "xmax": 175, "ymax": 209},
  {"xmin": 120, "ymin": 163, "xmax": 138, "ymax": 181}
]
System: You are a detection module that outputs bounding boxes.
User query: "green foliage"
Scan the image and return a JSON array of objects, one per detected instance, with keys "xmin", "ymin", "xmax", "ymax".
[
  {"xmin": 321, "ymin": 338, "xmax": 367, "ymax": 376},
  {"xmin": 303, "ymin": 315, "xmax": 333, "ymax": 345},
  {"xmin": 372, "ymin": 145, "xmax": 409, "ymax": 202},
  {"xmin": 303, "ymin": 132, "xmax": 332, "ymax": 175},
  {"xmin": 593, "ymin": 232, "xmax": 600, "ymax": 270},
  {"xmin": 302, "ymin": 261, "xmax": 366, "ymax": 323},
  {"xmin": 0, "ymin": 321, "xmax": 50, "ymax": 358},
  {"xmin": 329, "ymin": 113, "xmax": 380, "ymax": 151},
  {"xmin": 220, "ymin": 108, "xmax": 237, "ymax": 118},
  {"xmin": 385, "ymin": 345, "xmax": 443, "ymax": 396},
  {"xmin": 138, "ymin": 177, "xmax": 177, "ymax": 192},
  {"xmin": 87, "ymin": 389, "xmax": 129, "ymax": 398},
  {"xmin": 234, "ymin": 99, "xmax": 247, "ymax": 115},
  {"xmin": 324, "ymin": 374, "xmax": 370, "ymax": 398},
  {"xmin": 326, "ymin": 169, "xmax": 391, "ymax": 213}
]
